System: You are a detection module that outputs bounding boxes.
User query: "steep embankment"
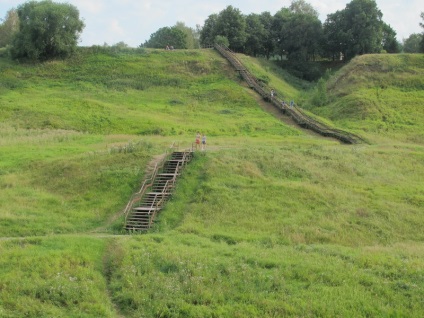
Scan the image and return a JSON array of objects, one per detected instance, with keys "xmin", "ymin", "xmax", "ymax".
[
  {"xmin": 0, "ymin": 48, "xmax": 300, "ymax": 137},
  {"xmin": 307, "ymin": 54, "xmax": 424, "ymax": 143}
]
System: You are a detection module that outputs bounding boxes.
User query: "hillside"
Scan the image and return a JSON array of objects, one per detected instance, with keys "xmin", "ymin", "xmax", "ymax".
[
  {"xmin": 0, "ymin": 49, "xmax": 423, "ymax": 317},
  {"xmin": 304, "ymin": 54, "xmax": 424, "ymax": 144}
]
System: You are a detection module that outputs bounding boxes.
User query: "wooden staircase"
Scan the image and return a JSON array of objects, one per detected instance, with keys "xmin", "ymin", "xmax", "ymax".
[
  {"xmin": 214, "ymin": 44, "xmax": 365, "ymax": 144},
  {"xmin": 124, "ymin": 150, "xmax": 193, "ymax": 231}
]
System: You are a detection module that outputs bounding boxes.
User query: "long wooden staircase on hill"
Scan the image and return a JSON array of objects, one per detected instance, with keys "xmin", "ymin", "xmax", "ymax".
[
  {"xmin": 124, "ymin": 149, "xmax": 193, "ymax": 231},
  {"xmin": 214, "ymin": 44, "xmax": 365, "ymax": 144}
]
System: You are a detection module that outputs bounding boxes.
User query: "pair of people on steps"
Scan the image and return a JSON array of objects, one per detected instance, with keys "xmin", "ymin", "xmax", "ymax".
[{"xmin": 195, "ymin": 132, "xmax": 206, "ymax": 151}]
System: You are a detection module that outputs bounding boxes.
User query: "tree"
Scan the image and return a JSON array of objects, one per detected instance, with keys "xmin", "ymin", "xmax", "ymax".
[
  {"xmin": 323, "ymin": 0, "xmax": 386, "ymax": 60},
  {"xmin": 213, "ymin": 6, "xmax": 247, "ymax": 52},
  {"xmin": 381, "ymin": 23, "xmax": 400, "ymax": 53},
  {"xmin": 244, "ymin": 13, "xmax": 266, "ymax": 57},
  {"xmin": 144, "ymin": 26, "xmax": 187, "ymax": 49},
  {"xmin": 272, "ymin": 8, "xmax": 291, "ymax": 60},
  {"xmin": 420, "ymin": 12, "xmax": 424, "ymax": 52},
  {"xmin": 343, "ymin": 0, "xmax": 383, "ymax": 58},
  {"xmin": 243, "ymin": 12, "xmax": 275, "ymax": 58},
  {"xmin": 174, "ymin": 21, "xmax": 199, "ymax": 49},
  {"xmin": 323, "ymin": 10, "xmax": 349, "ymax": 60},
  {"xmin": 403, "ymin": 33, "xmax": 423, "ymax": 53},
  {"xmin": 11, "ymin": 0, "xmax": 84, "ymax": 60},
  {"xmin": 285, "ymin": 10, "xmax": 323, "ymax": 61},
  {"xmin": 199, "ymin": 14, "xmax": 218, "ymax": 47},
  {"xmin": 259, "ymin": 12, "xmax": 275, "ymax": 59},
  {"xmin": 273, "ymin": 1, "xmax": 322, "ymax": 61},
  {"xmin": 0, "ymin": 9, "xmax": 19, "ymax": 48}
]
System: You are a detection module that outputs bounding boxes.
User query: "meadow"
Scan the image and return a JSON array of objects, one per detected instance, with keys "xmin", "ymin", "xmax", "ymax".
[{"xmin": 0, "ymin": 48, "xmax": 423, "ymax": 317}]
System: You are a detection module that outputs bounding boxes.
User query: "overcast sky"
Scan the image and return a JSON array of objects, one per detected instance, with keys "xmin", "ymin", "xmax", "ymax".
[{"xmin": 1, "ymin": 0, "xmax": 422, "ymax": 47}]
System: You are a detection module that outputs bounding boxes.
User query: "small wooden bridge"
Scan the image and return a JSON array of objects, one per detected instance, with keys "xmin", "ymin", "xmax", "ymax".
[
  {"xmin": 124, "ymin": 148, "xmax": 193, "ymax": 231},
  {"xmin": 214, "ymin": 44, "xmax": 365, "ymax": 144}
]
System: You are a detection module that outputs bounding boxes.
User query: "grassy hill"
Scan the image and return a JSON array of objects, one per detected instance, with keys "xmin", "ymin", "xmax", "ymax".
[
  {"xmin": 0, "ymin": 48, "xmax": 423, "ymax": 317},
  {"xmin": 303, "ymin": 54, "xmax": 424, "ymax": 144}
]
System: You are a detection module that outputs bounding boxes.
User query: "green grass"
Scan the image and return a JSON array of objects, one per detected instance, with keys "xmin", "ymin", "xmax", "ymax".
[
  {"xmin": 302, "ymin": 54, "xmax": 424, "ymax": 143},
  {"xmin": 159, "ymin": 142, "xmax": 424, "ymax": 246},
  {"xmin": 236, "ymin": 53, "xmax": 310, "ymax": 99},
  {"xmin": 0, "ymin": 49, "xmax": 298, "ymax": 137},
  {"xmin": 0, "ymin": 236, "xmax": 116, "ymax": 317},
  {"xmin": 0, "ymin": 48, "xmax": 423, "ymax": 317},
  {"xmin": 0, "ymin": 124, "xmax": 159, "ymax": 237},
  {"xmin": 108, "ymin": 235, "xmax": 424, "ymax": 317}
]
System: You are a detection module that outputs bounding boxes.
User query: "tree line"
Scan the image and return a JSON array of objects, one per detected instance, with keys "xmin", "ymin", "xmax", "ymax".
[
  {"xmin": 197, "ymin": 0, "xmax": 424, "ymax": 61},
  {"xmin": 142, "ymin": 0, "xmax": 424, "ymax": 62}
]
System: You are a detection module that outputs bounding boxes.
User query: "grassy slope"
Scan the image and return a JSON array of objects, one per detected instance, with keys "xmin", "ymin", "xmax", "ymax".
[
  {"xmin": 0, "ymin": 49, "xmax": 423, "ymax": 317},
  {"xmin": 304, "ymin": 54, "xmax": 424, "ymax": 144}
]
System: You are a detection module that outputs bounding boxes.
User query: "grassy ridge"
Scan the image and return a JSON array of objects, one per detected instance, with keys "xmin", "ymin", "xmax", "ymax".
[
  {"xmin": 304, "ymin": 54, "xmax": 424, "ymax": 143},
  {"xmin": 0, "ymin": 49, "xmax": 424, "ymax": 317}
]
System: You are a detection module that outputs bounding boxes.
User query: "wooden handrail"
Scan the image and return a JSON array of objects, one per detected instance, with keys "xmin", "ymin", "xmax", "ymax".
[
  {"xmin": 123, "ymin": 142, "xmax": 179, "ymax": 225},
  {"xmin": 214, "ymin": 44, "xmax": 365, "ymax": 144}
]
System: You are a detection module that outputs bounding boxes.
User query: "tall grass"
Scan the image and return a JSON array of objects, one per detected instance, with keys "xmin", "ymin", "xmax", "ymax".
[
  {"xmin": 0, "ymin": 236, "xmax": 116, "ymax": 317},
  {"xmin": 108, "ymin": 235, "xmax": 424, "ymax": 317}
]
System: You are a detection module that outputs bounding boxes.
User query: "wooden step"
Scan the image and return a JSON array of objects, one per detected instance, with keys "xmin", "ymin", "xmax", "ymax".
[
  {"xmin": 133, "ymin": 206, "xmax": 161, "ymax": 211},
  {"xmin": 126, "ymin": 220, "xmax": 150, "ymax": 225},
  {"xmin": 124, "ymin": 150, "xmax": 194, "ymax": 231}
]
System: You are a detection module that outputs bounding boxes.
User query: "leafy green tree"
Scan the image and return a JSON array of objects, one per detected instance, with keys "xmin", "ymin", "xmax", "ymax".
[
  {"xmin": 273, "ymin": 1, "xmax": 322, "ymax": 61},
  {"xmin": 11, "ymin": 0, "xmax": 84, "ymax": 60},
  {"xmin": 310, "ymin": 77, "xmax": 328, "ymax": 106},
  {"xmin": 381, "ymin": 23, "xmax": 400, "ymax": 53},
  {"xmin": 144, "ymin": 26, "xmax": 187, "ymax": 49},
  {"xmin": 199, "ymin": 13, "xmax": 218, "ymax": 47},
  {"xmin": 214, "ymin": 6, "xmax": 247, "ymax": 52},
  {"xmin": 323, "ymin": 10, "xmax": 349, "ymax": 60},
  {"xmin": 244, "ymin": 12, "xmax": 275, "ymax": 58},
  {"xmin": 343, "ymin": 0, "xmax": 383, "ymax": 58},
  {"xmin": 259, "ymin": 12, "xmax": 275, "ymax": 59},
  {"xmin": 174, "ymin": 21, "xmax": 199, "ymax": 49},
  {"xmin": 272, "ymin": 8, "xmax": 291, "ymax": 59},
  {"xmin": 420, "ymin": 12, "xmax": 424, "ymax": 52},
  {"xmin": 0, "ymin": 9, "xmax": 19, "ymax": 48},
  {"xmin": 403, "ymin": 33, "xmax": 423, "ymax": 53},
  {"xmin": 244, "ymin": 13, "xmax": 266, "ymax": 57},
  {"xmin": 285, "ymin": 11, "xmax": 323, "ymax": 60}
]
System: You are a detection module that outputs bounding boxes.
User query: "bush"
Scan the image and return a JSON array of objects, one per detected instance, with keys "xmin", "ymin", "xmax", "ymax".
[{"xmin": 310, "ymin": 78, "xmax": 328, "ymax": 106}]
